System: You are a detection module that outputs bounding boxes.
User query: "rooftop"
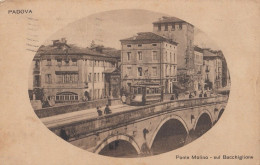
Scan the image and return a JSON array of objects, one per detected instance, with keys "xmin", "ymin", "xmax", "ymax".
[
  {"xmin": 120, "ymin": 32, "xmax": 178, "ymax": 45},
  {"xmin": 194, "ymin": 46, "xmax": 203, "ymax": 53},
  {"xmin": 153, "ymin": 16, "xmax": 186, "ymax": 24},
  {"xmin": 203, "ymin": 49, "xmax": 221, "ymax": 58},
  {"xmin": 35, "ymin": 42, "xmax": 119, "ymax": 60}
]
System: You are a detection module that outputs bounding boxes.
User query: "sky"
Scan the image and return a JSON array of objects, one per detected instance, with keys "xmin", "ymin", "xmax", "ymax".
[{"xmin": 44, "ymin": 9, "xmax": 220, "ymax": 50}]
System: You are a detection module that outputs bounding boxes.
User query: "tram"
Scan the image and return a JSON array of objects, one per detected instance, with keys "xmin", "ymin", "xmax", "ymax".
[{"xmin": 128, "ymin": 83, "xmax": 163, "ymax": 106}]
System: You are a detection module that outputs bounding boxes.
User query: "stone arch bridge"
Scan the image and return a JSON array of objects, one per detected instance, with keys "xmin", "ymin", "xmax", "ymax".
[{"xmin": 48, "ymin": 95, "xmax": 228, "ymax": 156}]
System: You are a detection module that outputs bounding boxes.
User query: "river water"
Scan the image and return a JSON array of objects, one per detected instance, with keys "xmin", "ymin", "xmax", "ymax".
[{"xmin": 99, "ymin": 123, "xmax": 211, "ymax": 158}]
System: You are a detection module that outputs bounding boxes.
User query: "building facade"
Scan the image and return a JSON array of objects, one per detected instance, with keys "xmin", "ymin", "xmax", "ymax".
[
  {"xmin": 203, "ymin": 49, "xmax": 222, "ymax": 90},
  {"xmin": 120, "ymin": 32, "xmax": 178, "ymax": 94},
  {"xmin": 152, "ymin": 16, "xmax": 194, "ymax": 73},
  {"xmin": 193, "ymin": 46, "xmax": 204, "ymax": 91},
  {"xmin": 31, "ymin": 39, "xmax": 117, "ymax": 104}
]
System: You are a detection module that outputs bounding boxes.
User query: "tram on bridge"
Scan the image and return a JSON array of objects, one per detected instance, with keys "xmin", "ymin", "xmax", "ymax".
[{"xmin": 127, "ymin": 83, "xmax": 163, "ymax": 106}]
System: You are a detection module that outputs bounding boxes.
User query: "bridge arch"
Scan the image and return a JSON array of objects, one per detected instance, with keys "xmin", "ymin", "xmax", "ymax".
[
  {"xmin": 94, "ymin": 134, "xmax": 141, "ymax": 156},
  {"xmin": 148, "ymin": 115, "xmax": 189, "ymax": 150},
  {"xmin": 192, "ymin": 109, "xmax": 213, "ymax": 138},
  {"xmin": 218, "ymin": 108, "xmax": 225, "ymax": 120},
  {"xmin": 193, "ymin": 109, "xmax": 213, "ymax": 130}
]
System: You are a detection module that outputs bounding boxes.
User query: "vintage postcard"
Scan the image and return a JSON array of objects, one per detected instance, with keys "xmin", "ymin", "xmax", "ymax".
[{"xmin": 0, "ymin": 0, "xmax": 259, "ymax": 165}]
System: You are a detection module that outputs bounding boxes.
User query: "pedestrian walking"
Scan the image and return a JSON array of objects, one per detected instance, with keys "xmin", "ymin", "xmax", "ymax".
[{"xmin": 97, "ymin": 106, "xmax": 102, "ymax": 116}]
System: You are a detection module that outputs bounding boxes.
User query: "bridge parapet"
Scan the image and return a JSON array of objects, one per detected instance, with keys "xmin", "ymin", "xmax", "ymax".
[{"xmin": 49, "ymin": 95, "xmax": 228, "ymax": 141}]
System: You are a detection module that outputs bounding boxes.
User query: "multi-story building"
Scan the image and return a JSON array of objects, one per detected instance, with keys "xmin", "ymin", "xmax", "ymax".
[
  {"xmin": 193, "ymin": 46, "xmax": 204, "ymax": 91},
  {"xmin": 152, "ymin": 16, "xmax": 194, "ymax": 74},
  {"xmin": 120, "ymin": 32, "xmax": 178, "ymax": 94},
  {"xmin": 203, "ymin": 49, "xmax": 222, "ymax": 90},
  {"xmin": 30, "ymin": 39, "xmax": 117, "ymax": 104}
]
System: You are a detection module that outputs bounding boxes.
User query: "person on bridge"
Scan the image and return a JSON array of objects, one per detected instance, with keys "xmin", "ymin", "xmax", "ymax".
[
  {"xmin": 170, "ymin": 95, "xmax": 175, "ymax": 100},
  {"xmin": 104, "ymin": 104, "xmax": 112, "ymax": 115},
  {"xmin": 175, "ymin": 91, "xmax": 179, "ymax": 100},
  {"xmin": 199, "ymin": 91, "xmax": 203, "ymax": 97},
  {"xmin": 121, "ymin": 94, "xmax": 126, "ymax": 104},
  {"xmin": 204, "ymin": 92, "xmax": 207, "ymax": 97},
  {"xmin": 97, "ymin": 106, "xmax": 102, "ymax": 116}
]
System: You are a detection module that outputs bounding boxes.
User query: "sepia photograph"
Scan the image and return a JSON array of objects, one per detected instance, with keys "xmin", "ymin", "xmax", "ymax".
[
  {"xmin": 28, "ymin": 10, "xmax": 230, "ymax": 157},
  {"xmin": 0, "ymin": 1, "xmax": 259, "ymax": 164}
]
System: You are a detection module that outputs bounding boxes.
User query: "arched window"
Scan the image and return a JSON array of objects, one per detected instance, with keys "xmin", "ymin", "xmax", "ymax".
[{"xmin": 56, "ymin": 92, "xmax": 79, "ymax": 102}]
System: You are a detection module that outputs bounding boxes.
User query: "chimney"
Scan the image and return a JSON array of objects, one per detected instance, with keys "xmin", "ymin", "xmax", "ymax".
[
  {"xmin": 60, "ymin": 38, "xmax": 67, "ymax": 44},
  {"xmin": 52, "ymin": 40, "xmax": 59, "ymax": 46}
]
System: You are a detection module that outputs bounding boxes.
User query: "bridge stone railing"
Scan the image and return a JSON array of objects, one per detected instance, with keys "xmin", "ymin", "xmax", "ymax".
[{"xmin": 49, "ymin": 95, "xmax": 228, "ymax": 141}]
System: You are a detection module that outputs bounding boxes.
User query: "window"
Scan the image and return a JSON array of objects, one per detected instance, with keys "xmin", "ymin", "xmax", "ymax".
[
  {"xmin": 127, "ymin": 52, "xmax": 131, "ymax": 61},
  {"xmin": 127, "ymin": 67, "xmax": 131, "ymax": 76},
  {"xmin": 35, "ymin": 60, "xmax": 40, "ymax": 68},
  {"xmin": 138, "ymin": 44, "xmax": 142, "ymax": 47},
  {"xmin": 171, "ymin": 23, "xmax": 175, "ymax": 31},
  {"xmin": 179, "ymin": 23, "xmax": 182, "ymax": 30},
  {"xmin": 158, "ymin": 24, "xmax": 161, "ymax": 31},
  {"xmin": 152, "ymin": 43, "xmax": 157, "ymax": 46},
  {"xmin": 97, "ymin": 89, "xmax": 100, "ymax": 99},
  {"xmin": 152, "ymin": 51, "xmax": 157, "ymax": 60},
  {"xmin": 72, "ymin": 59, "xmax": 77, "ymax": 66},
  {"xmin": 56, "ymin": 72, "xmax": 78, "ymax": 83},
  {"xmin": 94, "ymin": 89, "xmax": 97, "ymax": 99},
  {"xmin": 137, "ymin": 67, "xmax": 142, "ymax": 76},
  {"xmin": 164, "ymin": 23, "xmax": 168, "ymax": 31},
  {"xmin": 152, "ymin": 67, "xmax": 157, "ymax": 76},
  {"xmin": 64, "ymin": 59, "xmax": 69, "ymax": 66},
  {"xmin": 33, "ymin": 75, "xmax": 40, "ymax": 87},
  {"xmin": 170, "ymin": 53, "xmax": 172, "ymax": 62},
  {"xmin": 127, "ymin": 45, "xmax": 131, "ymax": 47},
  {"xmin": 158, "ymin": 24, "xmax": 162, "ymax": 31},
  {"xmin": 94, "ymin": 73, "xmax": 97, "ymax": 82},
  {"xmin": 165, "ymin": 51, "xmax": 168, "ymax": 62},
  {"xmin": 102, "ymin": 89, "xmax": 105, "ymax": 98},
  {"xmin": 57, "ymin": 59, "xmax": 62, "ymax": 66},
  {"xmin": 56, "ymin": 92, "xmax": 78, "ymax": 102},
  {"xmin": 174, "ymin": 53, "xmax": 176, "ymax": 63},
  {"xmin": 46, "ymin": 59, "xmax": 51, "ymax": 66},
  {"xmin": 89, "ymin": 60, "xmax": 93, "ymax": 67},
  {"xmin": 165, "ymin": 65, "xmax": 168, "ymax": 76},
  {"xmin": 45, "ymin": 74, "xmax": 52, "ymax": 84},
  {"xmin": 138, "ymin": 51, "xmax": 142, "ymax": 60},
  {"xmin": 102, "ymin": 73, "xmax": 104, "ymax": 81},
  {"xmin": 88, "ymin": 73, "xmax": 92, "ymax": 82},
  {"xmin": 97, "ymin": 73, "xmax": 100, "ymax": 82}
]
